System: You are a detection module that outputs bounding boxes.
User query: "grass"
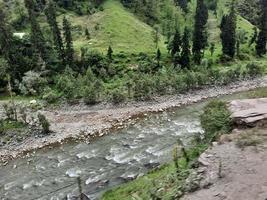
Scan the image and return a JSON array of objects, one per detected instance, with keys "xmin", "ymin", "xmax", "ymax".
[
  {"xmin": 236, "ymin": 134, "xmax": 262, "ymax": 149},
  {"xmin": 64, "ymin": 0, "xmax": 167, "ymax": 55},
  {"xmin": 248, "ymin": 86, "xmax": 267, "ymax": 99},
  {"xmin": 101, "ymin": 143, "xmax": 208, "ymax": 200},
  {"xmin": 0, "ymin": 119, "xmax": 26, "ymax": 135}
]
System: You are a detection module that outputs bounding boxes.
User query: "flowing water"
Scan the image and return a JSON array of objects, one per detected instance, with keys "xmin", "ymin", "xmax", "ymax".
[{"xmin": 0, "ymin": 91, "xmax": 253, "ymax": 200}]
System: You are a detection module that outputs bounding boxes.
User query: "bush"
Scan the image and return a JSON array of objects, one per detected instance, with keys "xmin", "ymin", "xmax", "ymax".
[
  {"xmin": 110, "ymin": 89, "xmax": 126, "ymax": 104},
  {"xmin": 37, "ymin": 113, "xmax": 50, "ymax": 134},
  {"xmin": 56, "ymin": 68, "xmax": 77, "ymax": 99},
  {"xmin": 133, "ymin": 75, "xmax": 154, "ymax": 100},
  {"xmin": 42, "ymin": 88, "xmax": 60, "ymax": 103},
  {"xmin": 200, "ymin": 100, "xmax": 232, "ymax": 142},
  {"xmin": 245, "ymin": 63, "xmax": 264, "ymax": 78},
  {"xmin": 19, "ymin": 71, "xmax": 47, "ymax": 96},
  {"xmin": 83, "ymin": 85, "xmax": 98, "ymax": 105}
]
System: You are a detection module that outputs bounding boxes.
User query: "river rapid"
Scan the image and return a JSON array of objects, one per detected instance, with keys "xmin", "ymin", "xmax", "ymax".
[{"xmin": 0, "ymin": 91, "xmax": 256, "ymax": 200}]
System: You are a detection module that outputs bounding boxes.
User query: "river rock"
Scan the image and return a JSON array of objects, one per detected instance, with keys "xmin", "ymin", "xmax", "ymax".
[{"xmin": 229, "ymin": 98, "xmax": 267, "ymax": 127}]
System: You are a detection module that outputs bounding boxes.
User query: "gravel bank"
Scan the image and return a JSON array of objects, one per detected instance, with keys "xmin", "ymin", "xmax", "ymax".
[{"xmin": 1, "ymin": 76, "xmax": 267, "ymax": 164}]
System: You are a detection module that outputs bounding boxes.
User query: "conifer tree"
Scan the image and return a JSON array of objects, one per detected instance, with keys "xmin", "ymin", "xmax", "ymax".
[
  {"xmin": 171, "ymin": 29, "xmax": 181, "ymax": 57},
  {"xmin": 24, "ymin": 0, "xmax": 48, "ymax": 66},
  {"xmin": 192, "ymin": 0, "xmax": 208, "ymax": 64},
  {"xmin": 175, "ymin": 0, "xmax": 188, "ymax": 13},
  {"xmin": 220, "ymin": 0, "xmax": 237, "ymax": 58},
  {"xmin": 180, "ymin": 27, "xmax": 191, "ymax": 69},
  {"xmin": 256, "ymin": 0, "xmax": 267, "ymax": 57},
  {"xmin": 107, "ymin": 46, "xmax": 113, "ymax": 60},
  {"xmin": 0, "ymin": 9, "xmax": 12, "ymax": 70},
  {"xmin": 249, "ymin": 27, "xmax": 258, "ymax": 47},
  {"xmin": 85, "ymin": 28, "xmax": 90, "ymax": 40},
  {"xmin": 63, "ymin": 16, "xmax": 74, "ymax": 67},
  {"xmin": 45, "ymin": 1, "xmax": 65, "ymax": 65},
  {"xmin": 156, "ymin": 48, "xmax": 161, "ymax": 68}
]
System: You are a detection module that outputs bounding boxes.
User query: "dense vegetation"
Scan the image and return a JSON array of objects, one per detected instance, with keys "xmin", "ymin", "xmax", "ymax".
[
  {"xmin": 0, "ymin": 0, "xmax": 266, "ymax": 105},
  {"xmin": 200, "ymin": 100, "xmax": 233, "ymax": 141}
]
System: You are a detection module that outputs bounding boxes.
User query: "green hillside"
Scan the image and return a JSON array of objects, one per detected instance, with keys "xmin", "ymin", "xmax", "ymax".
[
  {"xmin": 0, "ymin": 0, "xmax": 257, "ymax": 57},
  {"xmin": 64, "ymin": 0, "xmax": 167, "ymax": 54}
]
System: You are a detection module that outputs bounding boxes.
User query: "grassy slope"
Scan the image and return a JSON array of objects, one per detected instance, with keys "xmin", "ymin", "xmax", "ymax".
[
  {"xmin": 1, "ymin": 0, "xmax": 255, "ymax": 57},
  {"xmin": 64, "ymin": 0, "xmax": 167, "ymax": 55}
]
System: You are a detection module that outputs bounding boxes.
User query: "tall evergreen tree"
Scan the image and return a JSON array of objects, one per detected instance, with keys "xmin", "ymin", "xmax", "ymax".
[
  {"xmin": 107, "ymin": 46, "xmax": 113, "ymax": 60},
  {"xmin": 45, "ymin": 1, "xmax": 65, "ymax": 65},
  {"xmin": 156, "ymin": 48, "xmax": 161, "ymax": 68},
  {"xmin": 0, "ymin": 9, "xmax": 12, "ymax": 72},
  {"xmin": 249, "ymin": 27, "xmax": 258, "ymax": 47},
  {"xmin": 256, "ymin": 0, "xmax": 267, "ymax": 57},
  {"xmin": 24, "ymin": 0, "xmax": 48, "ymax": 66},
  {"xmin": 175, "ymin": 0, "xmax": 188, "ymax": 13},
  {"xmin": 192, "ymin": 0, "xmax": 208, "ymax": 64},
  {"xmin": 180, "ymin": 27, "xmax": 191, "ymax": 69},
  {"xmin": 63, "ymin": 16, "xmax": 74, "ymax": 67},
  {"xmin": 171, "ymin": 29, "xmax": 181, "ymax": 56},
  {"xmin": 220, "ymin": 0, "xmax": 237, "ymax": 58}
]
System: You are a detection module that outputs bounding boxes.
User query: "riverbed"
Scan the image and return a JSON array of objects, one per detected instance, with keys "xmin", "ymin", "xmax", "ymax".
[{"xmin": 0, "ymin": 90, "xmax": 256, "ymax": 200}]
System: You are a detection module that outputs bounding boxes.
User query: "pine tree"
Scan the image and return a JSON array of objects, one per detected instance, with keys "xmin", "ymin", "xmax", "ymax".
[
  {"xmin": 85, "ymin": 28, "xmax": 90, "ymax": 40},
  {"xmin": 171, "ymin": 29, "xmax": 181, "ymax": 57},
  {"xmin": 249, "ymin": 27, "xmax": 258, "ymax": 47},
  {"xmin": 220, "ymin": 0, "xmax": 237, "ymax": 58},
  {"xmin": 256, "ymin": 0, "xmax": 267, "ymax": 57},
  {"xmin": 175, "ymin": 0, "xmax": 188, "ymax": 13},
  {"xmin": 209, "ymin": 43, "xmax": 215, "ymax": 56},
  {"xmin": 107, "ymin": 46, "xmax": 113, "ymax": 60},
  {"xmin": 45, "ymin": 1, "xmax": 65, "ymax": 66},
  {"xmin": 0, "ymin": 9, "xmax": 12, "ymax": 71},
  {"xmin": 63, "ymin": 16, "xmax": 74, "ymax": 67},
  {"xmin": 180, "ymin": 27, "xmax": 191, "ymax": 69},
  {"xmin": 24, "ymin": 0, "xmax": 48, "ymax": 66},
  {"xmin": 192, "ymin": 0, "xmax": 208, "ymax": 64},
  {"xmin": 156, "ymin": 48, "xmax": 161, "ymax": 68}
]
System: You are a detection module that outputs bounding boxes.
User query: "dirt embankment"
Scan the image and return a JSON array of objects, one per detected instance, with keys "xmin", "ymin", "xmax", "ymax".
[
  {"xmin": 1, "ymin": 76, "xmax": 267, "ymax": 164},
  {"xmin": 182, "ymin": 127, "xmax": 267, "ymax": 200}
]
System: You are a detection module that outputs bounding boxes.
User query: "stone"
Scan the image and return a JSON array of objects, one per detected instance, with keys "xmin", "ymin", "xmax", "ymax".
[{"xmin": 229, "ymin": 98, "xmax": 267, "ymax": 127}]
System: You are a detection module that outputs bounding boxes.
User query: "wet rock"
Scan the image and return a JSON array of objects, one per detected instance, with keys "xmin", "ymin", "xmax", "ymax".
[
  {"xmin": 120, "ymin": 173, "xmax": 138, "ymax": 181},
  {"xmin": 144, "ymin": 162, "xmax": 160, "ymax": 169}
]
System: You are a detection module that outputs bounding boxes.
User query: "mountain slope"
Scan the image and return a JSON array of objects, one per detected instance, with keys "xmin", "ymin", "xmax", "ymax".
[{"xmin": 64, "ymin": 0, "xmax": 167, "ymax": 54}]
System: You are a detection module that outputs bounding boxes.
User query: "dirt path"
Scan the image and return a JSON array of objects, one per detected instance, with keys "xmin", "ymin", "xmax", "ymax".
[
  {"xmin": 1, "ymin": 76, "xmax": 267, "ymax": 163},
  {"xmin": 182, "ymin": 128, "xmax": 267, "ymax": 200}
]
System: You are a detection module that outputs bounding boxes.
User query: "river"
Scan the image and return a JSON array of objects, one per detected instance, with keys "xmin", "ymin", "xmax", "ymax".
[{"xmin": 0, "ymin": 91, "xmax": 255, "ymax": 200}]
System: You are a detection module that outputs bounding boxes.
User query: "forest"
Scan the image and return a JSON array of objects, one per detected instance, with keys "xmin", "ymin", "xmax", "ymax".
[{"xmin": 0, "ymin": 0, "xmax": 266, "ymax": 105}]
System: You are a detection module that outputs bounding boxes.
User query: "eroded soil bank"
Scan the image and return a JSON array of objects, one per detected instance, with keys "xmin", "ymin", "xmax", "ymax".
[
  {"xmin": 1, "ymin": 76, "xmax": 267, "ymax": 163},
  {"xmin": 182, "ymin": 126, "xmax": 267, "ymax": 200}
]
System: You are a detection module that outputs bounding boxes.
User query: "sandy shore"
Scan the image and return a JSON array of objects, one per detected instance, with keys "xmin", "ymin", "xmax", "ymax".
[{"xmin": 1, "ymin": 76, "xmax": 267, "ymax": 164}]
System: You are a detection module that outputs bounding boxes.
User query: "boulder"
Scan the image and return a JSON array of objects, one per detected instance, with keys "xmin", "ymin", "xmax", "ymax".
[{"xmin": 229, "ymin": 98, "xmax": 267, "ymax": 127}]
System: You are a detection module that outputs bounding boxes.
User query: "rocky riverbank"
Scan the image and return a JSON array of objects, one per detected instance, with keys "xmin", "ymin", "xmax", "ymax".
[
  {"xmin": 1, "ymin": 76, "xmax": 267, "ymax": 164},
  {"xmin": 182, "ymin": 126, "xmax": 267, "ymax": 200}
]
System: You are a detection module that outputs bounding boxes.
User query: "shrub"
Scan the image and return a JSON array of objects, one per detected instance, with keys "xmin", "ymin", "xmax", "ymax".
[
  {"xmin": 83, "ymin": 85, "xmax": 98, "ymax": 105},
  {"xmin": 3, "ymin": 103, "xmax": 17, "ymax": 121},
  {"xmin": 37, "ymin": 113, "xmax": 50, "ymax": 134},
  {"xmin": 56, "ymin": 68, "xmax": 77, "ymax": 99},
  {"xmin": 19, "ymin": 71, "xmax": 47, "ymax": 96},
  {"xmin": 245, "ymin": 63, "xmax": 264, "ymax": 78},
  {"xmin": 133, "ymin": 75, "xmax": 154, "ymax": 100},
  {"xmin": 110, "ymin": 89, "xmax": 126, "ymax": 104},
  {"xmin": 0, "ymin": 119, "xmax": 4, "ymax": 135},
  {"xmin": 200, "ymin": 100, "xmax": 232, "ymax": 142},
  {"xmin": 42, "ymin": 88, "xmax": 60, "ymax": 103}
]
